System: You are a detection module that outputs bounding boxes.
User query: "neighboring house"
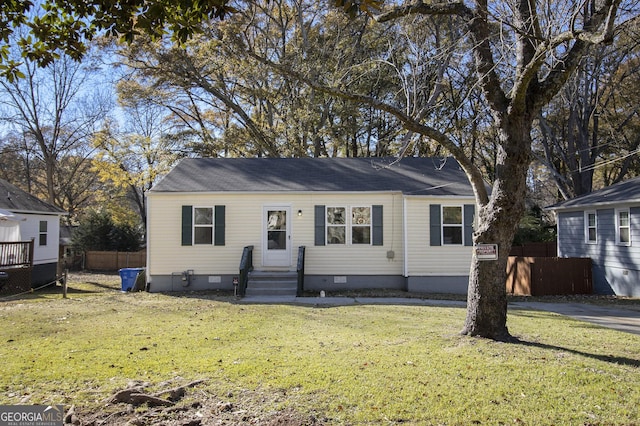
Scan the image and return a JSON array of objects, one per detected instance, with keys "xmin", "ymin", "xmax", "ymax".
[
  {"xmin": 0, "ymin": 178, "xmax": 67, "ymax": 286},
  {"xmin": 547, "ymin": 176, "xmax": 640, "ymax": 297},
  {"xmin": 147, "ymin": 157, "xmax": 477, "ymax": 294},
  {"xmin": 59, "ymin": 225, "xmax": 82, "ymax": 270}
]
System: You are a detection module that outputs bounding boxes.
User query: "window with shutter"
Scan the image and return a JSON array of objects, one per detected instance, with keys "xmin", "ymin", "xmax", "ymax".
[{"xmin": 182, "ymin": 205, "xmax": 225, "ymax": 246}]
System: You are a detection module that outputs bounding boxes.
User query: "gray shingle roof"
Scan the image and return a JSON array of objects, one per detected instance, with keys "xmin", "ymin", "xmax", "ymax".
[
  {"xmin": 547, "ymin": 175, "xmax": 640, "ymax": 210},
  {"xmin": 0, "ymin": 178, "xmax": 67, "ymax": 215},
  {"xmin": 151, "ymin": 157, "xmax": 475, "ymax": 196}
]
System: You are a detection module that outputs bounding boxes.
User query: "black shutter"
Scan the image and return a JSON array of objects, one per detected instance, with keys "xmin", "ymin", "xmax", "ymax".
[
  {"xmin": 372, "ymin": 205, "xmax": 383, "ymax": 246},
  {"xmin": 464, "ymin": 204, "xmax": 475, "ymax": 246},
  {"xmin": 429, "ymin": 204, "xmax": 441, "ymax": 246},
  {"xmin": 314, "ymin": 205, "xmax": 325, "ymax": 246},
  {"xmin": 214, "ymin": 205, "xmax": 225, "ymax": 246},
  {"xmin": 181, "ymin": 205, "xmax": 192, "ymax": 246}
]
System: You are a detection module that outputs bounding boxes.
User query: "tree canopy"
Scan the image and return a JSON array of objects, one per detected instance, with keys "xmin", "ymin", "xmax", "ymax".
[
  {"xmin": 72, "ymin": 209, "xmax": 142, "ymax": 252},
  {"xmin": 0, "ymin": 0, "xmax": 237, "ymax": 80},
  {"xmin": 0, "ymin": 0, "xmax": 386, "ymax": 81}
]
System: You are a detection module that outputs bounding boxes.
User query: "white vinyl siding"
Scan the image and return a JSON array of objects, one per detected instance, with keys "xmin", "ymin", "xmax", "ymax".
[
  {"xmin": 18, "ymin": 214, "xmax": 61, "ymax": 265},
  {"xmin": 306, "ymin": 194, "xmax": 400, "ymax": 275},
  {"xmin": 405, "ymin": 197, "xmax": 474, "ymax": 276},
  {"xmin": 147, "ymin": 191, "xmax": 476, "ymax": 282},
  {"xmin": 147, "ymin": 192, "xmax": 404, "ymax": 277}
]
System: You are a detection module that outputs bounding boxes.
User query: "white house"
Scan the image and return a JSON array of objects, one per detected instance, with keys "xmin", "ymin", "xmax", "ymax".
[
  {"xmin": 146, "ymin": 157, "xmax": 477, "ymax": 295},
  {"xmin": 0, "ymin": 178, "xmax": 67, "ymax": 286}
]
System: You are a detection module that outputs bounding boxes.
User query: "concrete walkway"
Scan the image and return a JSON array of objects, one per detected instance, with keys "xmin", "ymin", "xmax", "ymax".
[{"xmin": 239, "ymin": 295, "xmax": 640, "ymax": 335}]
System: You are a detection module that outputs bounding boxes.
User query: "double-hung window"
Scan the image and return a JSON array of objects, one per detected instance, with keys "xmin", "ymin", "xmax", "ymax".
[
  {"xmin": 429, "ymin": 204, "xmax": 474, "ymax": 247},
  {"xmin": 585, "ymin": 211, "xmax": 597, "ymax": 244},
  {"xmin": 181, "ymin": 205, "xmax": 225, "ymax": 246},
  {"xmin": 39, "ymin": 220, "xmax": 48, "ymax": 246},
  {"xmin": 351, "ymin": 206, "xmax": 371, "ymax": 244},
  {"xmin": 326, "ymin": 206, "xmax": 372, "ymax": 245},
  {"xmin": 442, "ymin": 206, "xmax": 463, "ymax": 245},
  {"xmin": 315, "ymin": 205, "xmax": 382, "ymax": 246},
  {"xmin": 326, "ymin": 207, "xmax": 346, "ymax": 244},
  {"xmin": 616, "ymin": 208, "xmax": 631, "ymax": 245},
  {"xmin": 193, "ymin": 207, "xmax": 214, "ymax": 245}
]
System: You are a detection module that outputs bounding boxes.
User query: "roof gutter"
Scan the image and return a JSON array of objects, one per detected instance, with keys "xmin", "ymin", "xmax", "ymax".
[{"xmin": 546, "ymin": 199, "xmax": 640, "ymax": 212}]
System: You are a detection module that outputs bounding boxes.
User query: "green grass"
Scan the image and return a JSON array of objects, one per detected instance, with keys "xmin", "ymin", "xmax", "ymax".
[{"xmin": 1, "ymin": 275, "xmax": 639, "ymax": 424}]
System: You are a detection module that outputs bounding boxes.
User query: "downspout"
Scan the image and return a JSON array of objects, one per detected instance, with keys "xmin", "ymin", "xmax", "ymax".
[
  {"xmin": 553, "ymin": 210, "xmax": 561, "ymax": 257},
  {"xmin": 145, "ymin": 196, "xmax": 151, "ymax": 291},
  {"xmin": 403, "ymin": 195, "xmax": 409, "ymax": 280}
]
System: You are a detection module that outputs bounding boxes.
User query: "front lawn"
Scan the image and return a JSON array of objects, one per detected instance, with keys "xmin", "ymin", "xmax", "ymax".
[{"xmin": 0, "ymin": 274, "xmax": 638, "ymax": 424}]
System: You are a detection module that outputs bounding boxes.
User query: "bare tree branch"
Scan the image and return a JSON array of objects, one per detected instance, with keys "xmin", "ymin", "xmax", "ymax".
[
  {"xmin": 374, "ymin": 1, "xmax": 471, "ymax": 22},
  {"xmin": 246, "ymin": 49, "xmax": 490, "ymax": 204},
  {"xmin": 375, "ymin": 0, "xmax": 510, "ymax": 116},
  {"xmin": 535, "ymin": 0, "xmax": 621, "ymax": 109}
]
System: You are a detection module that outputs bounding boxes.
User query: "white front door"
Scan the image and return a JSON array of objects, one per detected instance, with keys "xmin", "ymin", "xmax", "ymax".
[{"xmin": 262, "ymin": 206, "xmax": 291, "ymax": 268}]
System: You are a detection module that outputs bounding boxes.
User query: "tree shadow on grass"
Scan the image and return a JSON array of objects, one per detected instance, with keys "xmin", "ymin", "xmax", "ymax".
[
  {"xmin": 507, "ymin": 309, "xmax": 640, "ymax": 367},
  {"xmin": 511, "ymin": 337, "xmax": 640, "ymax": 368},
  {"xmin": 76, "ymin": 281, "xmax": 121, "ymax": 291}
]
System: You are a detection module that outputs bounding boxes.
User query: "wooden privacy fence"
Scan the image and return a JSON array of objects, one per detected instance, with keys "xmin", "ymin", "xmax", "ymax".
[
  {"xmin": 84, "ymin": 250, "xmax": 146, "ymax": 271},
  {"xmin": 506, "ymin": 257, "xmax": 592, "ymax": 296}
]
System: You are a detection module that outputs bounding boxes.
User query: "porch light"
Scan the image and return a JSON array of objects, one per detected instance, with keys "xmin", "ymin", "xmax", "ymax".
[{"xmin": 298, "ymin": 209, "xmax": 303, "ymax": 216}]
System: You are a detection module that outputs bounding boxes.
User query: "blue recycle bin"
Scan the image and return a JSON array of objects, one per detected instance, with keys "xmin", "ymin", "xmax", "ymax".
[{"xmin": 119, "ymin": 268, "xmax": 145, "ymax": 292}]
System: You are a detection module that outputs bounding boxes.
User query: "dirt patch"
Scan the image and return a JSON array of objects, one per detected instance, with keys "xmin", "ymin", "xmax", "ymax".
[{"xmin": 68, "ymin": 378, "xmax": 325, "ymax": 426}]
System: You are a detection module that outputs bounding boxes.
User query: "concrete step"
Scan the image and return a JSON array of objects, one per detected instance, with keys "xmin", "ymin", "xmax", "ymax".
[
  {"xmin": 245, "ymin": 271, "xmax": 298, "ymax": 297},
  {"xmin": 248, "ymin": 270, "xmax": 297, "ymax": 280}
]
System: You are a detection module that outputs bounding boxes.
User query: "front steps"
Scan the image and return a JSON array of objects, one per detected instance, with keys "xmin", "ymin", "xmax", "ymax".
[{"xmin": 244, "ymin": 271, "xmax": 298, "ymax": 297}]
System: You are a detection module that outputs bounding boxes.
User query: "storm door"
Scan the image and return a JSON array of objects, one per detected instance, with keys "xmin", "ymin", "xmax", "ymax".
[{"xmin": 262, "ymin": 206, "xmax": 291, "ymax": 267}]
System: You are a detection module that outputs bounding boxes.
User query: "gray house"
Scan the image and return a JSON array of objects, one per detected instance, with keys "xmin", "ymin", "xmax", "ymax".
[{"xmin": 547, "ymin": 176, "xmax": 640, "ymax": 297}]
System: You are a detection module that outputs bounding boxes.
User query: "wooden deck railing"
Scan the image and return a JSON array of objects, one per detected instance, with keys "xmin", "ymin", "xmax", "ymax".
[{"xmin": 0, "ymin": 241, "xmax": 34, "ymax": 268}]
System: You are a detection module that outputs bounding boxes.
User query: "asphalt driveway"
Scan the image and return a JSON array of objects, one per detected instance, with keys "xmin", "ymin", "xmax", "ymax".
[
  {"xmin": 240, "ymin": 295, "xmax": 640, "ymax": 335},
  {"xmin": 509, "ymin": 301, "xmax": 640, "ymax": 335}
]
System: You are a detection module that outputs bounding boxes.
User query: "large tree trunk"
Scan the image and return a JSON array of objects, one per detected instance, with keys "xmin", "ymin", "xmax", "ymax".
[{"xmin": 461, "ymin": 116, "xmax": 532, "ymax": 340}]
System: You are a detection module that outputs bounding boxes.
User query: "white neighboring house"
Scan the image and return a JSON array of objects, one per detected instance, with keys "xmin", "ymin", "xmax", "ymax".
[
  {"xmin": 0, "ymin": 178, "xmax": 67, "ymax": 286},
  {"xmin": 147, "ymin": 157, "xmax": 478, "ymax": 295}
]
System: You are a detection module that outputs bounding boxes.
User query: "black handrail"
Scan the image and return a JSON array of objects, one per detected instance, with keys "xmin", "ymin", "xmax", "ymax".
[
  {"xmin": 238, "ymin": 245, "xmax": 254, "ymax": 297},
  {"xmin": 296, "ymin": 246, "xmax": 306, "ymax": 297}
]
